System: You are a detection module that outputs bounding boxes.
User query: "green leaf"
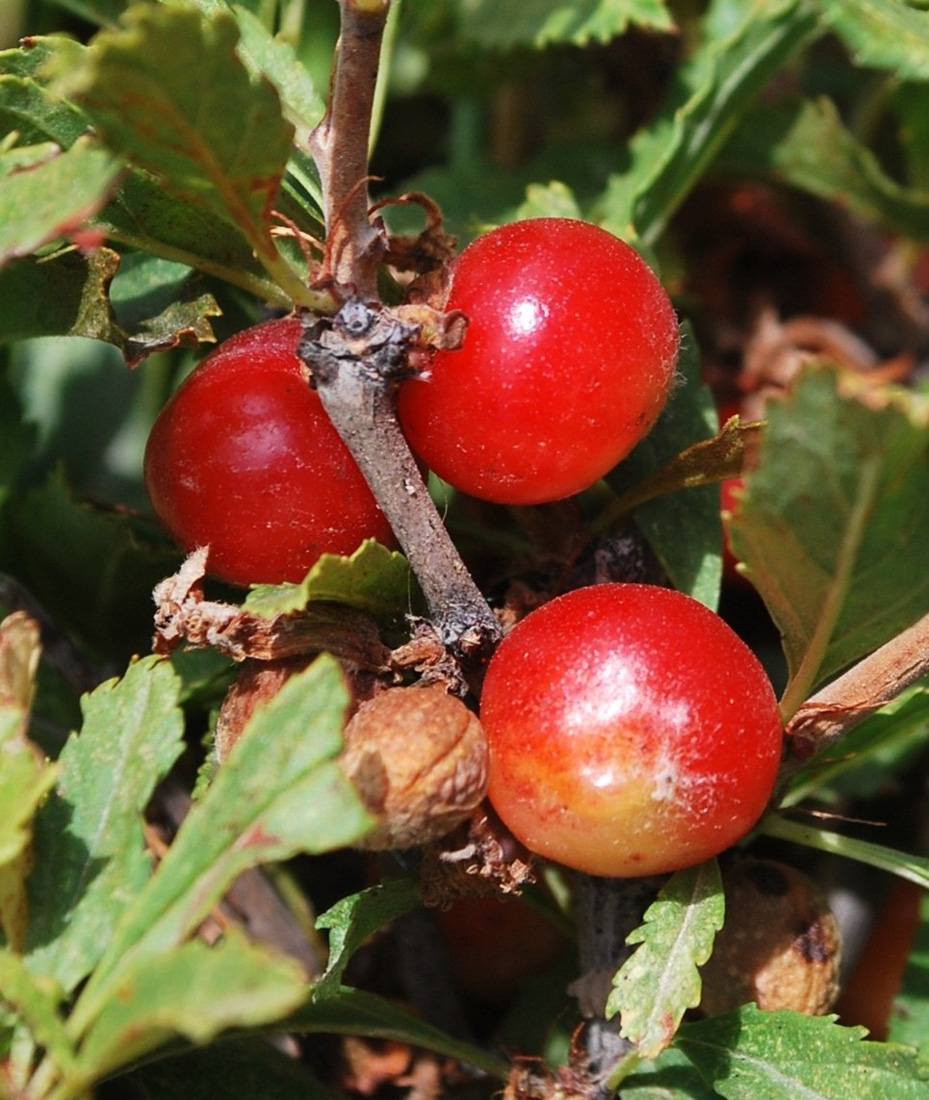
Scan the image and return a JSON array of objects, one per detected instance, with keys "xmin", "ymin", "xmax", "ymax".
[
  {"xmin": 0, "ymin": 948, "xmax": 76, "ymax": 1079},
  {"xmin": 819, "ymin": 0, "xmax": 929, "ymax": 80},
  {"xmin": 598, "ymin": 0, "xmax": 819, "ymax": 246},
  {"xmin": 289, "ymin": 985, "xmax": 511, "ymax": 1081},
  {"xmin": 43, "ymin": 0, "xmax": 131, "ymax": 27},
  {"xmin": 782, "ymin": 682, "xmax": 929, "ymax": 807},
  {"xmin": 69, "ymin": 656, "xmax": 371, "ymax": 1033},
  {"xmin": 314, "ymin": 876, "xmax": 422, "ymax": 997},
  {"xmin": 606, "ymin": 326, "xmax": 722, "ymax": 608},
  {"xmin": 515, "ymin": 180, "xmax": 583, "ymax": 221},
  {"xmin": 0, "ymin": 71, "xmax": 90, "ymax": 148},
  {"xmin": 607, "ymin": 861, "xmax": 724, "ymax": 1060},
  {"xmin": 728, "ymin": 367, "xmax": 929, "ymax": 716},
  {"xmin": 458, "ymin": 0, "xmax": 675, "ymax": 49},
  {"xmin": 760, "ymin": 813, "xmax": 929, "ymax": 891},
  {"xmin": 889, "ymin": 890, "xmax": 929, "ymax": 1051},
  {"xmin": 244, "ymin": 540, "xmax": 416, "ymax": 622},
  {"xmin": 620, "ymin": 1045, "xmax": 721, "ymax": 1100},
  {"xmin": 675, "ymin": 1004, "xmax": 929, "ymax": 1099},
  {"xmin": 718, "ymin": 97, "xmax": 929, "ymax": 244},
  {"xmin": 0, "ymin": 138, "xmax": 122, "ymax": 268},
  {"xmin": 25, "ymin": 656, "xmax": 186, "ymax": 994},
  {"xmin": 71, "ymin": 932, "xmax": 307, "ymax": 1090}
]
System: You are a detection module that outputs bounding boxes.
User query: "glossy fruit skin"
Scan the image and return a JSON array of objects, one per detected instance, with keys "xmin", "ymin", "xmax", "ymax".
[
  {"xmin": 144, "ymin": 316, "xmax": 394, "ymax": 587},
  {"xmin": 480, "ymin": 583, "xmax": 783, "ymax": 878},
  {"xmin": 397, "ymin": 218, "xmax": 679, "ymax": 505}
]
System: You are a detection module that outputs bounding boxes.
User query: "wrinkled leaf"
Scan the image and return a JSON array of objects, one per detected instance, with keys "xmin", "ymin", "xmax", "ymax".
[
  {"xmin": 244, "ymin": 540, "xmax": 416, "ymax": 622},
  {"xmin": 72, "ymin": 933, "xmax": 307, "ymax": 1089},
  {"xmin": 607, "ymin": 861, "xmax": 724, "ymax": 1060},
  {"xmin": 25, "ymin": 656, "xmax": 185, "ymax": 994},
  {"xmin": 458, "ymin": 0, "xmax": 674, "ymax": 49},
  {"xmin": 0, "ymin": 138, "xmax": 122, "ymax": 268},
  {"xmin": 676, "ymin": 1004, "xmax": 929, "ymax": 1099},
  {"xmin": 819, "ymin": 0, "xmax": 929, "ymax": 80},
  {"xmin": 728, "ymin": 367, "xmax": 929, "ymax": 716},
  {"xmin": 315, "ymin": 876, "xmax": 422, "ymax": 996}
]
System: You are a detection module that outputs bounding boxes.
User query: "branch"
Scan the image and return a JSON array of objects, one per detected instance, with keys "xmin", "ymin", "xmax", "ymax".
[{"xmin": 785, "ymin": 610, "xmax": 929, "ymax": 761}]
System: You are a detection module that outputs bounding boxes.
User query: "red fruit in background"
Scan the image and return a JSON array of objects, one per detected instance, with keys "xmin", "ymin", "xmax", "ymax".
[
  {"xmin": 144, "ymin": 317, "xmax": 394, "ymax": 587},
  {"xmin": 397, "ymin": 218, "xmax": 680, "ymax": 506},
  {"xmin": 480, "ymin": 583, "xmax": 783, "ymax": 878}
]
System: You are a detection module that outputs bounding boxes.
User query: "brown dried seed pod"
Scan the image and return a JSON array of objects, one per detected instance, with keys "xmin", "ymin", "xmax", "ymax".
[
  {"xmin": 699, "ymin": 856, "xmax": 841, "ymax": 1018},
  {"xmin": 339, "ymin": 684, "xmax": 488, "ymax": 850}
]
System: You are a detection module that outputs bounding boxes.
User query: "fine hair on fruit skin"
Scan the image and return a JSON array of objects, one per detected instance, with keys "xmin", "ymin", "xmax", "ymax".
[
  {"xmin": 480, "ymin": 582, "xmax": 784, "ymax": 878},
  {"xmin": 397, "ymin": 217, "xmax": 680, "ymax": 506}
]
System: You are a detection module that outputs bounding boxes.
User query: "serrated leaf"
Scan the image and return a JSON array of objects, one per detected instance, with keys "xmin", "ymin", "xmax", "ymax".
[
  {"xmin": 0, "ymin": 948, "xmax": 76, "ymax": 1078},
  {"xmin": 718, "ymin": 97, "xmax": 929, "ymax": 243},
  {"xmin": 728, "ymin": 367, "xmax": 929, "ymax": 715},
  {"xmin": 290, "ymin": 985, "xmax": 511, "ymax": 1081},
  {"xmin": 0, "ymin": 138, "xmax": 122, "ymax": 267},
  {"xmin": 819, "ymin": 0, "xmax": 929, "ymax": 80},
  {"xmin": 761, "ymin": 813, "xmax": 929, "ymax": 891},
  {"xmin": 889, "ymin": 889, "xmax": 929, "ymax": 1051},
  {"xmin": 607, "ymin": 861, "xmax": 724, "ymax": 1060},
  {"xmin": 675, "ymin": 1004, "xmax": 929, "ymax": 1099},
  {"xmin": 599, "ymin": 0, "xmax": 819, "ymax": 246},
  {"xmin": 71, "ymin": 932, "xmax": 306, "ymax": 1090},
  {"xmin": 244, "ymin": 540, "xmax": 416, "ymax": 621},
  {"xmin": 25, "ymin": 656, "xmax": 185, "ymax": 994},
  {"xmin": 315, "ymin": 877, "xmax": 422, "ymax": 997},
  {"xmin": 458, "ymin": 0, "xmax": 674, "ymax": 50},
  {"xmin": 69, "ymin": 656, "xmax": 372, "ymax": 1033},
  {"xmin": 606, "ymin": 327, "xmax": 722, "ymax": 608}
]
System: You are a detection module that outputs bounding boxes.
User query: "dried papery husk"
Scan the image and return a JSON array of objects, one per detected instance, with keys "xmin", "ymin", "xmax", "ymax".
[
  {"xmin": 339, "ymin": 684, "xmax": 488, "ymax": 850},
  {"xmin": 699, "ymin": 856, "xmax": 841, "ymax": 1017}
]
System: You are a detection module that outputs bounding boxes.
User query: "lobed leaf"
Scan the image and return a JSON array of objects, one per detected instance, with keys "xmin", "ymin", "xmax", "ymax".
[
  {"xmin": 818, "ymin": 0, "xmax": 929, "ymax": 81},
  {"xmin": 675, "ymin": 1004, "xmax": 929, "ymax": 1099},
  {"xmin": 718, "ymin": 97, "xmax": 929, "ymax": 244},
  {"xmin": 607, "ymin": 861, "xmax": 724, "ymax": 1060},
  {"xmin": 71, "ymin": 932, "xmax": 307, "ymax": 1091},
  {"xmin": 889, "ymin": 890, "xmax": 929, "ymax": 1052},
  {"xmin": 457, "ymin": 0, "xmax": 675, "ymax": 49},
  {"xmin": 728, "ymin": 367, "xmax": 929, "ymax": 716},
  {"xmin": 25, "ymin": 656, "xmax": 186, "ymax": 994},
  {"xmin": 314, "ymin": 876, "xmax": 422, "ymax": 997},
  {"xmin": 68, "ymin": 656, "xmax": 371, "ymax": 1033}
]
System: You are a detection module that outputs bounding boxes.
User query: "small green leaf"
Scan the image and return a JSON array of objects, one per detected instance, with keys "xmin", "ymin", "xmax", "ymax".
[
  {"xmin": 515, "ymin": 180, "xmax": 582, "ymax": 221},
  {"xmin": 606, "ymin": 327, "xmax": 722, "ymax": 608},
  {"xmin": 620, "ymin": 1045, "xmax": 721, "ymax": 1100},
  {"xmin": 69, "ymin": 656, "xmax": 371, "ymax": 1033},
  {"xmin": 73, "ymin": 932, "xmax": 307, "ymax": 1089},
  {"xmin": 718, "ymin": 97, "xmax": 929, "ymax": 243},
  {"xmin": 458, "ymin": 0, "xmax": 675, "ymax": 50},
  {"xmin": 761, "ymin": 813, "xmax": 929, "ymax": 891},
  {"xmin": 315, "ymin": 877, "xmax": 422, "ymax": 997},
  {"xmin": 675, "ymin": 1004, "xmax": 929, "ymax": 1099},
  {"xmin": 245, "ymin": 540, "xmax": 416, "ymax": 621},
  {"xmin": 889, "ymin": 889, "xmax": 929, "ymax": 1052},
  {"xmin": 607, "ymin": 861, "xmax": 724, "ymax": 1060},
  {"xmin": 0, "ymin": 71, "xmax": 90, "ymax": 148},
  {"xmin": 25, "ymin": 656, "xmax": 186, "ymax": 994},
  {"xmin": 728, "ymin": 367, "xmax": 929, "ymax": 716},
  {"xmin": 819, "ymin": 0, "xmax": 929, "ymax": 80},
  {"xmin": 290, "ymin": 985, "xmax": 511, "ymax": 1081},
  {"xmin": 0, "ymin": 948, "xmax": 76, "ymax": 1079},
  {"xmin": 0, "ymin": 138, "xmax": 122, "ymax": 268}
]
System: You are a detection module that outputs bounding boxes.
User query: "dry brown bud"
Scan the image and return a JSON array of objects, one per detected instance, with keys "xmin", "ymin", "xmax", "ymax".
[
  {"xmin": 699, "ymin": 856, "xmax": 841, "ymax": 1018},
  {"xmin": 339, "ymin": 684, "xmax": 488, "ymax": 850},
  {"xmin": 214, "ymin": 656, "xmax": 314, "ymax": 763}
]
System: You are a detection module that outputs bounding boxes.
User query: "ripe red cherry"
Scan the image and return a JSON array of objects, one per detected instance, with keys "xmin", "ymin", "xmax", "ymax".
[
  {"xmin": 480, "ymin": 584, "xmax": 783, "ymax": 878},
  {"xmin": 144, "ymin": 316, "xmax": 394, "ymax": 587},
  {"xmin": 397, "ymin": 218, "xmax": 679, "ymax": 505}
]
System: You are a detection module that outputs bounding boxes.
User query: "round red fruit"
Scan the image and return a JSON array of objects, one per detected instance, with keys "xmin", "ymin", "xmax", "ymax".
[
  {"xmin": 480, "ymin": 583, "xmax": 783, "ymax": 877},
  {"xmin": 397, "ymin": 218, "xmax": 679, "ymax": 505},
  {"xmin": 144, "ymin": 316, "xmax": 394, "ymax": 587}
]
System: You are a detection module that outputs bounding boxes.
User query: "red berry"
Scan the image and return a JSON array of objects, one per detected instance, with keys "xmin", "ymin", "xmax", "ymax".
[
  {"xmin": 397, "ymin": 218, "xmax": 679, "ymax": 505},
  {"xmin": 144, "ymin": 316, "xmax": 394, "ymax": 587},
  {"xmin": 480, "ymin": 583, "xmax": 783, "ymax": 877}
]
